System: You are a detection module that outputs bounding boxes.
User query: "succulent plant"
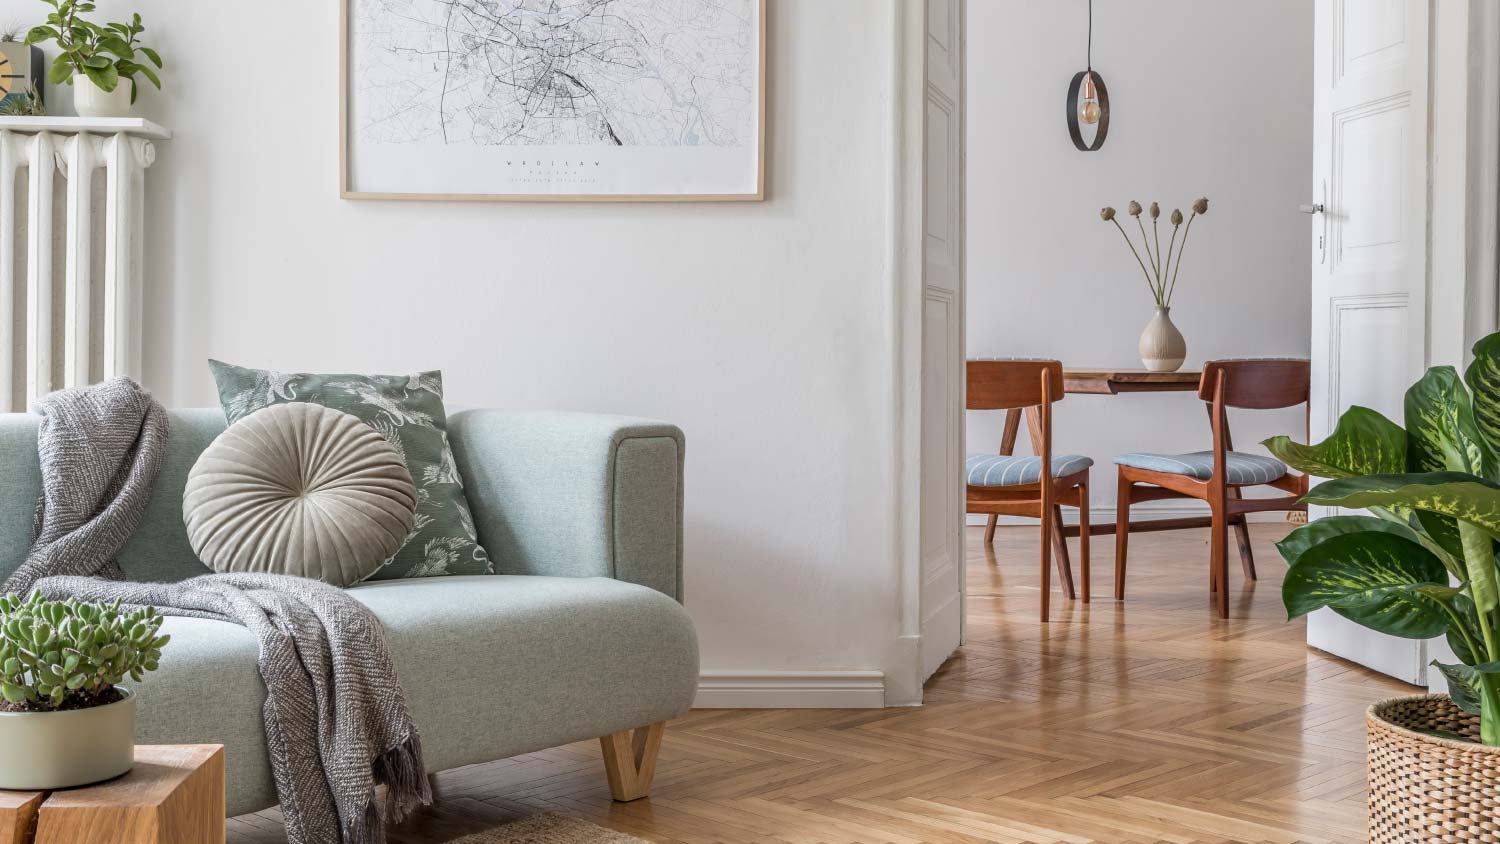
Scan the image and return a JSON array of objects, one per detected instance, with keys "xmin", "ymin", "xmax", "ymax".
[{"xmin": 0, "ymin": 592, "xmax": 168, "ymax": 710}]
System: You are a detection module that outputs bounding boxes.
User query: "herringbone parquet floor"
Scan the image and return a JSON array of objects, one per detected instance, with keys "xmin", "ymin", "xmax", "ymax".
[{"xmin": 227, "ymin": 524, "xmax": 1412, "ymax": 844}]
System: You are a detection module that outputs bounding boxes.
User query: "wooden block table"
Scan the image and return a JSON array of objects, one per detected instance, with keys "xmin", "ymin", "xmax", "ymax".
[{"xmin": 0, "ymin": 745, "xmax": 224, "ymax": 844}]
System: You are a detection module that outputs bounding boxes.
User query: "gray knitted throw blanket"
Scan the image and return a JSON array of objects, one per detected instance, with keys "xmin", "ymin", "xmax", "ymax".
[
  {"xmin": 3, "ymin": 376, "xmax": 169, "ymax": 596},
  {"xmin": 4, "ymin": 379, "xmax": 430, "ymax": 844}
]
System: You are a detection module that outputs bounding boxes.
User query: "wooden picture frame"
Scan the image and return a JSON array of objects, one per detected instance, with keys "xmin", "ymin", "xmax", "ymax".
[{"xmin": 339, "ymin": 0, "xmax": 766, "ymax": 202}]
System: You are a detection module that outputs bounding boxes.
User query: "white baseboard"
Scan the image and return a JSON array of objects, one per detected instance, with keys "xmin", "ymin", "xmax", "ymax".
[
  {"xmin": 694, "ymin": 670, "xmax": 886, "ymax": 709},
  {"xmin": 969, "ymin": 500, "xmax": 1290, "ymax": 527}
]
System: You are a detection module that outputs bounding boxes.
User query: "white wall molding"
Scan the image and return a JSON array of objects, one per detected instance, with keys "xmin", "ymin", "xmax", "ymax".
[
  {"xmin": 887, "ymin": 0, "xmax": 930, "ymax": 709},
  {"xmin": 694, "ymin": 671, "xmax": 886, "ymax": 710}
]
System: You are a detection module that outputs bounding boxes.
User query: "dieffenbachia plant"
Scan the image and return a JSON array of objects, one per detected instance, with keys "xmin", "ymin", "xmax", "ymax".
[{"xmin": 1265, "ymin": 332, "xmax": 1500, "ymax": 744}]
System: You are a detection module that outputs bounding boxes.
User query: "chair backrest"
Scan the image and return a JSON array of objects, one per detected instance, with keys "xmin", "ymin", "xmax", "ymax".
[
  {"xmin": 1198, "ymin": 359, "xmax": 1310, "ymax": 409},
  {"xmin": 967, "ymin": 359, "xmax": 1065, "ymax": 410}
]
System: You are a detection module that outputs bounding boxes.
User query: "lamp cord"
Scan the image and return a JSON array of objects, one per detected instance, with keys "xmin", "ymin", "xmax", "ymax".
[{"xmin": 1087, "ymin": 0, "xmax": 1093, "ymax": 71}]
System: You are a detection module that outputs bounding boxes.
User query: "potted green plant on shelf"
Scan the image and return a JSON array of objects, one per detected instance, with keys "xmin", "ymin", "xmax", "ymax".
[
  {"xmin": 24, "ymin": 0, "xmax": 161, "ymax": 118},
  {"xmin": 0, "ymin": 592, "xmax": 168, "ymax": 789},
  {"xmin": 1264, "ymin": 330, "xmax": 1500, "ymax": 842}
]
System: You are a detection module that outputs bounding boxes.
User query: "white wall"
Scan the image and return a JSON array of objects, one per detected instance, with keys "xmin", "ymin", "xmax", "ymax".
[
  {"xmin": 0, "ymin": 0, "xmax": 908, "ymax": 699},
  {"xmin": 966, "ymin": 0, "xmax": 1313, "ymax": 514}
]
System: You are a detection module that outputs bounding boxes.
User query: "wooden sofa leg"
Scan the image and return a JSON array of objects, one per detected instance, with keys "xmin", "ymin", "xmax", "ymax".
[{"xmin": 599, "ymin": 722, "xmax": 664, "ymax": 802}]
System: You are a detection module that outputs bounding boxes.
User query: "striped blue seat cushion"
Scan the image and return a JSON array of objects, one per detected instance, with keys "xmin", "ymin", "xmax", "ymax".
[
  {"xmin": 966, "ymin": 453, "xmax": 1093, "ymax": 487},
  {"xmin": 1113, "ymin": 451, "xmax": 1288, "ymax": 485}
]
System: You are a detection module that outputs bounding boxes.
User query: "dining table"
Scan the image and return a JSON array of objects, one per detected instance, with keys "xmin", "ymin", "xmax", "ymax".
[{"xmin": 979, "ymin": 366, "xmax": 1258, "ymax": 598}]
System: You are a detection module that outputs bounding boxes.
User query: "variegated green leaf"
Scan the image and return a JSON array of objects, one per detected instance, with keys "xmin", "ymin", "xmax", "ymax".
[
  {"xmin": 1406, "ymin": 366, "xmax": 1493, "ymax": 476},
  {"xmin": 1281, "ymin": 531, "xmax": 1449, "ymax": 638},
  {"xmin": 1263, "ymin": 405, "xmax": 1406, "ymax": 479},
  {"xmin": 1447, "ymin": 594, "xmax": 1487, "ymax": 665},
  {"xmin": 1303, "ymin": 473, "xmax": 1500, "ymax": 613},
  {"xmin": 1435, "ymin": 661, "xmax": 1488, "ymax": 715},
  {"xmin": 1406, "ymin": 368, "xmax": 1493, "ymax": 558},
  {"xmin": 1415, "ymin": 508, "xmax": 1467, "ymax": 566},
  {"xmin": 1275, "ymin": 515, "xmax": 1421, "ymax": 566},
  {"xmin": 1303, "ymin": 473, "xmax": 1500, "ymax": 537},
  {"xmin": 1466, "ymin": 332, "xmax": 1500, "ymax": 459}
]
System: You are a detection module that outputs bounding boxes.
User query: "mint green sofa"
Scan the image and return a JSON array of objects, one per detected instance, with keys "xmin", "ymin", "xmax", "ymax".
[{"xmin": 0, "ymin": 409, "xmax": 698, "ymax": 816}]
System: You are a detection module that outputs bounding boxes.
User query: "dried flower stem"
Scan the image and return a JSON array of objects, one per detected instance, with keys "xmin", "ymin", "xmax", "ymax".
[
  {"xmin": 1162, "ymin": 223, "xmax": 1180, "ymax": 297},
  {"xmin": 1166, "ymin": 212, "xmax": 1197, "ymax": 305},
  {"xmin": 1154, "ymin": 219, "xmax": 1164, "ymax": 294},
  {"xmin": 1110, "ymin": 218, "xmax": 1159, "ymax": 302},
  {"xmin": 1137, "ymin": 216, "xmax": 1159, "ymax": 282}
]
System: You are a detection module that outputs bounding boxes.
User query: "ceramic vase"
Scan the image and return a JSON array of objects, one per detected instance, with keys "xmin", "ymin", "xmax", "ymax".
[
  {"xmin": 1138, "ymin": 306, "xmax": 1186, "ymax": 372},
  {"xmin": 0, "ymin": 689, "xmax": 136, "ymax": 789},
  {"xmin": 72, "ymin": 73, "xmax": 132, "ymax": 118}
]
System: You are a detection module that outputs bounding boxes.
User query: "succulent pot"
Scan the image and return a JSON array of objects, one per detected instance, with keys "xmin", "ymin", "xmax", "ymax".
[
  {"xmin": 1138, "ymin": 305, "xmax": 1186, "ymax": 372},
  {"xmin": 1368, "ymin": 695, "xmax": 1500, "ymax": 843},
  {"xmin": 0, "ymin": 689, "xmax": 135, "ymax": 789},
  {"xmin": 72, "ymin": 73, "xmax": 132, "ymax": 118}
]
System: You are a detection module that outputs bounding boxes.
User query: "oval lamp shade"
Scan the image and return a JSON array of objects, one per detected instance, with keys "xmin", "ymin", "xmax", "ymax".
[{"xmin": 1066, "ymin": 70, "xmax": 1110, "ymax": 151}]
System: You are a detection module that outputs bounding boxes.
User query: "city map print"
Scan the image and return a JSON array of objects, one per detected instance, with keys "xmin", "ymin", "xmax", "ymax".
[{"xmin": 355, "ymin": 0, "xmax": 756, "ymax": 150}]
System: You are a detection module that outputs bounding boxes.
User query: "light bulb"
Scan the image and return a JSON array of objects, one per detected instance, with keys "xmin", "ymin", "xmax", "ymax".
[{"xmin": 1080, "ymin": 73, "xmax": 1101, "ymax": 124}]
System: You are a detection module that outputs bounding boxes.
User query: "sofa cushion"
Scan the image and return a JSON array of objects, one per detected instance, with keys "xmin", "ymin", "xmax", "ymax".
[
  {"xmin": 208, "ymin": 361, "xmax": 492, "ymax": 579},
  {"xmin": 184, "ymin": 403, "xmax": 418, "ymax": 586},
  {"xmin": 0, "ymin": 410, "xmax": 228, "ymax": 585},
  {"xmin": 127, "ymin": 575, "xmax": 700, "ymax": 817}
]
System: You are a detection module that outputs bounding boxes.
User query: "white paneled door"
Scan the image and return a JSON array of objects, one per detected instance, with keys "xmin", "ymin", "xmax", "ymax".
[
  {"xmin": 919, "ymin": 0, "xmax": 965, "ymax": 682},
  {"xmin": 1307, "ymin": 0, "xmax": 1429, "ymax": 684}
]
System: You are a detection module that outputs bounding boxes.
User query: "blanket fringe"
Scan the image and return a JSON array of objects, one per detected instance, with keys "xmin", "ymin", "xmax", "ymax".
[
  {"xmin": 379, "ymin": 730, "xmax": 433, "ymax": 823},
  {"xmin": 345, "ymin": 730, "xmax": 434, "ymax": 843}
]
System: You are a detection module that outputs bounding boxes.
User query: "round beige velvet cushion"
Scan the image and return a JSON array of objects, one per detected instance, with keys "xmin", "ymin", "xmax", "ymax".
[{"xmin": 184, "ymin": 402, "xmax": 417, "ymax": 586}]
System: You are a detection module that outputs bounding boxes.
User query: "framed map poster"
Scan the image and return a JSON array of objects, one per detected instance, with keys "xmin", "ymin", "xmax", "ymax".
[{"xmin": 341, "ymin": 0, "xmax": 765, "ymax": 201}]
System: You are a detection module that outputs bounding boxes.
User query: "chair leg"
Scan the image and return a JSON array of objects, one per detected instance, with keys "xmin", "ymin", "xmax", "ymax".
[
  {"xmin": 984, "ymin": 514, "xmax": 998, "ymax": 547},
  {"xmin": 1211, "ymin": 506, "xmax": 1230, "ymax": 618},
  {"xmin": 1232, "ymin": 516, "xmax": 1256, "ymax": 580},
  {"xmin": 1078, "ymin": 483, "xmax": 1090, "ymax": 603},
  {"xmin": 1114, "ymin": 473, "xmax": 1132, "ymax": 601},
  {"xmin": 1040, "ymin": 509, "xmax": 1052, "ymax": 622},
  {"xmin": 600, "ymin": 722, "xmax": 665, "ymax": 802},
  {"xmin": 1050, "ymin": 506, "xmax": 1076, "ymax": 600}
]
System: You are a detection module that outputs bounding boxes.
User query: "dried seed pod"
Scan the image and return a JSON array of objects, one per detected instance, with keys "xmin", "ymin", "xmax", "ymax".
[
  {"xmin": 1128, "ymin": 200, "xmax": 1142, "ymax": 217},
  {"xmin": 1193, "ymin": 197, "xmax": 1209, "ymax": 215},
  {"xmin": 1100, "ymin": 207, "xmax": 1116, "ymax": 221},
  {"xmin": 1149, "ymin": 202, "xmax": 1160, "ymax": 220},
  {"xmin": 1170, "ymin": 209, "xmax": 1183, "ymax": 225}
]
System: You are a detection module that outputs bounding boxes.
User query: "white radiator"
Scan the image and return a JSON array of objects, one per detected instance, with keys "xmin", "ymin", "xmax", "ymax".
[{"xmin": 0, "ymin": 118, "xmax": 168, "ymax": 412}]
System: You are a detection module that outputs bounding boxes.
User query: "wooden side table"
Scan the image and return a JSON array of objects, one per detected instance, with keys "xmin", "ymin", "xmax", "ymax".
[{"xmin": 0, "ymin": 745, "xmax": 223, "ymax": 844}]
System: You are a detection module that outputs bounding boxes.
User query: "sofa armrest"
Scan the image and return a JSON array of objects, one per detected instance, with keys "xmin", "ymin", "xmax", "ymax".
[{"xmin": 446, "ymin": 411, "xmax": 685, "ymax": 601}]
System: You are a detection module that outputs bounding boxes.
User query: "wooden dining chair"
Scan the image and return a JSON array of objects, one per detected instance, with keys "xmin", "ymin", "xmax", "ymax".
[
  {"xmin": 1112, "ymin": 359, "xmax": 1310, "ymax": 618},
  {"xmin": 966, "ymin": 359, "xmax": 1091, "ymax": 622}
]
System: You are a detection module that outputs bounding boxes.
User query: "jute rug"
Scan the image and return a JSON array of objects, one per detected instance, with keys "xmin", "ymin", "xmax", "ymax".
[{"xmin": 443, "ymin": 812, "xmax": 652, "ymax": 843}]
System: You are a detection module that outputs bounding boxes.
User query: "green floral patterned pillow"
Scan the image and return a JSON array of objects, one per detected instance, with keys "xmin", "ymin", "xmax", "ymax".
[{"xmin": 207, "ymin": 360, "xmax": 493, "ymax": 580}]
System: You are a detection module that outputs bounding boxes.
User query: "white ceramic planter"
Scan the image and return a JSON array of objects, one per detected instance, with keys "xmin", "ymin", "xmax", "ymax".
[
  {"xmin": 72, "ymin": 73, "xmax": 132, "ymax": 118},
  {"xmin": 0, "ymin": 689, "xmax": 135, "ymax": 789},
  {"xmin": 1139, "ymin": 305, "xmax": 1187, "ymax": 372}
]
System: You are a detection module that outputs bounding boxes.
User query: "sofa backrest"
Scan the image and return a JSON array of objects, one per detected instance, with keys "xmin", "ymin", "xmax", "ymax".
[
  {"xmin": 0, "ymin": 409, "xmax": 227, "ymax": 583},
  {"xmin": 0, "ymin": 408, "xmax": 685, "ymax": 600}
]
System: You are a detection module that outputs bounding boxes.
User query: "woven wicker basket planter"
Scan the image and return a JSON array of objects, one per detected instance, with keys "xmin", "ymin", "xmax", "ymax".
[{"xmin": 1369, "ymin": 695, "xmax": 1500, "ymax": 843}]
